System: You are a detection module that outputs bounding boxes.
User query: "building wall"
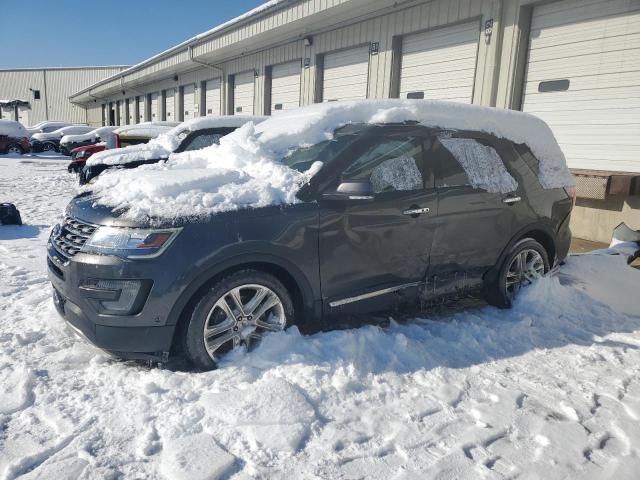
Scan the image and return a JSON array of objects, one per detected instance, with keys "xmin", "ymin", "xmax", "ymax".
[
  {"xmin": 71, "ymin": 0, "xmax": 640, "ymax": 242},
  {"xmin": 0, "ymin": 67, "xmax": 128, "ymax": 126}
]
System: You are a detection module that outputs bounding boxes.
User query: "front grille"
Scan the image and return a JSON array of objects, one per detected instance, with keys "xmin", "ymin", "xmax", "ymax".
[{"xmin": 52, "ymin": 217, "xmax": 97, "ymax": 262}]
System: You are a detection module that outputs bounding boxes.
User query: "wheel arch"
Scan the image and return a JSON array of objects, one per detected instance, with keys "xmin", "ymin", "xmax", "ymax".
[{"xmin": 167, "ymin": 253, "xmax": 318, "ymax": 353}]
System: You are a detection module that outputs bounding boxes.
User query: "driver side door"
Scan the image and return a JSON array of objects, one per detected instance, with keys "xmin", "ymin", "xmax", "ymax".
[{"xmin": 318, "ymin": 128, "xmax": 437, "ymax": 316}]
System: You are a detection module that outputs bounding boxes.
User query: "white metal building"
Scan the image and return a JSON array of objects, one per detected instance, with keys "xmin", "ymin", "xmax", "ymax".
[
  {"xmin": 64, "ymin": 0, "xmax": 640, "ymax": 242},
  {"xmin": 0, "ymin": 66, "xmax": 129, "ymax": 126}
]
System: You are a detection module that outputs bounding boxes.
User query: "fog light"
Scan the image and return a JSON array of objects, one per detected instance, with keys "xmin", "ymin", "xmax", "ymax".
[
  {"xmin": 95, "ymin": 280, "xmax": 140, "ymax": 313},
  {"xmin": 80, "ymin": 279, "xmax": 147, "ymax": 314}
]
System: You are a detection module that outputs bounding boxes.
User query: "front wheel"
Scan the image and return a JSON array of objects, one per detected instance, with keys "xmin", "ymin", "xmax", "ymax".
[
  {"xmin": 6, "ymin": 144, "xmax": 23, "ymax": 155},
  {"xmin": 42, "ymin": 142, "xmax": 56, "ymax": 152},
  {"xmin": 182, "ymin": 269, "xmax": 294, "ymax": 370},
  {"xmin": 485, "ymin": 238, "xmax": 550, "ymax": 308}
]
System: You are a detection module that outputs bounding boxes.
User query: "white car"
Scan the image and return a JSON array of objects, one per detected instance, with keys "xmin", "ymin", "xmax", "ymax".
[{"xmin": 26, "ymin": 121, "xmax": 74, "ymax": 137}]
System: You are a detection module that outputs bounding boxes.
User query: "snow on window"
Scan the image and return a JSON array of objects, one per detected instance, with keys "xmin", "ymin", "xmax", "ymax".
[
  {"xmin": 370, "ymin": 154, "xmax": 422, "ymax": 193},
  {"xmin": 439, "ymin": 138, "xmax": 517, "ymax": 193}
]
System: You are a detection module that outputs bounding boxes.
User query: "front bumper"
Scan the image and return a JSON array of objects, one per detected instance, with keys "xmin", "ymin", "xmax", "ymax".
[{"xmin": 47, "ymin": 242, "xmax": 178, "ymax": 360}]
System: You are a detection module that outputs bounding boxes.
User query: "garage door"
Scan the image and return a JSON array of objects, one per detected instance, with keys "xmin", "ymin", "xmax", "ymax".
[
  {"xmin": 233, "ymin": 71, "xmax": 255, "ymax": 115},
  {"xmin": 399, "ymin": 21, "xmax": 480, "ymax": 103},
  {"xmin": 127, "ymin": 98, "xmax": 135, "ymax": 124},
  {"xmin": 17, "ymin": 106, "xmax": 29, "ymax": 125},
  {"xmin": 164, "ymin": 89, "xmax": 175, "ymax": 120},
  {"xmin": 270, "ymin": 61, "xmax": 301, "ymax": 114},
  {"xmin": 322, "ymin": 46, "xmax": 370, "ymax": 102},
  {"xmin": 522, "ymin": 0, "xmax": 640, "ymax": 172},
  {"xmin": 137, "ymin": 96, "xmax": 145, "ymax": 123},
  {"xmin": 205, "ymin": 78, "xmax": 222, "ymax": 116},
  {"xmin": 183, "ymin": 84, "xmax": 196, "ymax": 120},
  {"xmin": 150, "ymin": 93, "xmax": 159, "ymax": 120}
]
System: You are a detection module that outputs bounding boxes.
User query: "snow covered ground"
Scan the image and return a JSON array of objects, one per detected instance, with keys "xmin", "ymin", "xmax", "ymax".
[{"xmin": 1, "ymin": 155, "xmax": 640, "ymax": 480}]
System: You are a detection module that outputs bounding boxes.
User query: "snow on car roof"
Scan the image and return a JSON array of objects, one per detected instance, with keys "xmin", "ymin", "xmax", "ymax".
[
  {"xmin": 61, "ymin": 126, "xmax": 118, "ymax": 144},
  {"xmin": 85, "ymin": 100, "xmax": 574, "ymax": 222},
  {"xmin": 32, "ymin": 125, "xmax": 94, "ymax": 140},
  {"xmin": 0, "ymin": 119, "xmax": 28, "ymax": 137}
]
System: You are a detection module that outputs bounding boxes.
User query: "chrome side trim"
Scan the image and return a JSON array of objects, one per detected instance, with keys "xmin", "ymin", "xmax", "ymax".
[{"xmin": 329, "ymin": 281, "xmax": 422, "ymax": 307}]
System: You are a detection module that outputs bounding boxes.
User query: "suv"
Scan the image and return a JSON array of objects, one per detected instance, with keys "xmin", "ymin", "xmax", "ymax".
[
  {"xmin": 0, "ymin": 119, "xmax": 31, "ymax": 154},
  {"xmin": 48, "ymin": 101, "xmax": 574, "ymax": 370},
  {"xmin": 60, "ymin": 126, "xmax": 118, "ymax": 156}
]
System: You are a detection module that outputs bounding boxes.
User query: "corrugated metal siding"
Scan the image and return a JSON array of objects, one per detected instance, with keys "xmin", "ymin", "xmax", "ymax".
[{"xmin": 0, "ymin": 67, "xmax": 126, "ymax": 125}]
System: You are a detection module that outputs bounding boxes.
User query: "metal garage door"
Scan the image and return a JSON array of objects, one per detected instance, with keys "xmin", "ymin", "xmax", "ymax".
[
  {"xmin": 205, "ymin": 78, "xmax": 221, "ymax": 116},
  {"xmin": 522, "ymin": 0, "xmax": 640, "ymax": 172},
  {"xmin": 150, "ymin": 93, "xmax": 159, "ymax": 120},
  {"xmin": 183, "ymin": 84, "xmax": 196, "ymax": 120},
  {"xmin": 270, "ymin": 61, "xmax": 301, "ymax": 114},
  {"xmin": 117, "ymin": 101, "xmax": 124, "ymax": 126},
  {"xmin": 137, "ymin": 96, "xmax": 145, "ymax": 123},
  {"xmin": 399, "ymin": 21, "xmax": 480, "ymax": 103},
  {"xmin": 164, "ymin": 89, "xmax": 175, "ymax": 120},
  {"xmin": 322, "ymin": 46, "xmax": 370, "ymax": 102},
  {"xmin": 233, "ymin": 71, "xmax": 255, "ymax": 115},
  {"xmin": 127, "ymin": 98, "xmax": 135, "ymax": 124}
]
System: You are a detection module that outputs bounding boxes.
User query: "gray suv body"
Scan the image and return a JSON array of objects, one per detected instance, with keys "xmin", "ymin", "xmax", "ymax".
[{"xmin": 48, "ymin": 121, "xmax": 573, "ymax": 369}]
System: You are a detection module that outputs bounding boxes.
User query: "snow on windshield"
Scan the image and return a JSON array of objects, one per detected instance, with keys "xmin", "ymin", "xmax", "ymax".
[
  {"xmin": 439, "ymin": 137, "xmax": 518, "ymax": 193},
  {"xmin": 85, "ymin": 100, "xmax": 574, "ymax": 221}
]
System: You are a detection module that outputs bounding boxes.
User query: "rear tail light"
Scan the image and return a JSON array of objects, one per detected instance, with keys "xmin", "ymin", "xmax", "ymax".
[{"xmin": 564, "ymin": 186, "xmax": 576, "ymax": 208}]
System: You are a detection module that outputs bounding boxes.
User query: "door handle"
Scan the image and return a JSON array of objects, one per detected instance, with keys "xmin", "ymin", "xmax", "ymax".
[
  {"xmin": 503, "ymin": 196, "xmax": 521, "ymax": 205},
  {"xmin": 403, "ymin": 207, "xmax": 430, "ymax": 216}
]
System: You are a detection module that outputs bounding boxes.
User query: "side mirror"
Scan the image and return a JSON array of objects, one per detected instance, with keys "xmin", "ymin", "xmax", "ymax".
[{"xmin": 322, "ymin": 181, "xmax": 374, "ymax": 201}]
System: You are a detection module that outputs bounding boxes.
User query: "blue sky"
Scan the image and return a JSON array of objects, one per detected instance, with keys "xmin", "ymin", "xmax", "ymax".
[{"xmin": 0, "ymin": 0, "xmax": 267, "ymax": 69}]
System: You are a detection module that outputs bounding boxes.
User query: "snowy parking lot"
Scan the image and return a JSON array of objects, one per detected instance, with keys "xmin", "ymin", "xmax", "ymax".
[{"xmin": 1, "ymin": 155, "xmax": 640, "ymax": 479}]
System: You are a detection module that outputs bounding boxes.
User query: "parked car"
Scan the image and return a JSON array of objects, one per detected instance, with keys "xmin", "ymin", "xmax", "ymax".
[
  {"xmin": 26, "ymin": 121, "xmax": 73, "ymax": 137},
  {"xmin": 80, "ymin": 116, "xmax": 266, "ymax": 184},
  {"xmin": 48, "ymin": 100, "xmax": 575, "ymax": 370},
  {"xmin": 31, "ymin": 125, "xmax": 95, "ymax": 153},
  {"xmin": 0, "ymin": 119, "xmax": 31, "ymax": 155},
  {"xmin": 68, "ymin": 122, "xmax": 178, "ymax": 175},
  {"xmin": 60, "ymin": 126, "xmax": 118, "ymax": 155}
]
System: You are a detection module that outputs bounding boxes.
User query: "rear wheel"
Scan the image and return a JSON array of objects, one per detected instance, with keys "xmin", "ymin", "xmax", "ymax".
[
  {"xmin": 182, "ymin": 269, "xmax": 294, "ymax": 370},
  {"xmin": 42, "ymin": 142, "xmax": 56, "ymax": 152},
  {"xmin": 6, "ymin": 144, "xmax": 23, "ymax": 155},
  {"xmin": 485, "ymin": 238, "xmax": 550, "ymax": 308}
]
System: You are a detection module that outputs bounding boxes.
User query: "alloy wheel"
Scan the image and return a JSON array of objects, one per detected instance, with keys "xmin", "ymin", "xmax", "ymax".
[
  {"xmin": 43, "ymin": 143, "xmax": 54, "ymax": 151},
  {"xmin": 202, "ymin": 283, "xmax": 286, "ymax": 360},
  {"xmin": 505, "ymin": 248, "xmax": 545, "ymax": 299},
  {"xmin": 7, "ymin": 146, "xmax": 21, "ymax": 155}
]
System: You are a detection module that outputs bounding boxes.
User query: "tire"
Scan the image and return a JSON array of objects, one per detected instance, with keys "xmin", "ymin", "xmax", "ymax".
[
  {"xmin": 484, "ymin": 238, "xmax": 550, "ymax": 308},
  {"xmin": 43, "ymin": 142, "xmax": 56, "ymax": 152},
  {"xmin": 182, "ymin": 269, "xmax": 295, "ymax": 370},
  {"xmin": 6, "ymin": 144, "xmax": 23, "ymax": 155}
]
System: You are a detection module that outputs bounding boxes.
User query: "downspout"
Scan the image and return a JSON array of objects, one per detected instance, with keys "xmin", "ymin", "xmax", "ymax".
[
  {"xmin": 188, "ymin": 45, "xmax": 226, "ymax": 115},
  {"xmin": 42, "ymin": 69, "xmax": 49, "ymax": 120}
]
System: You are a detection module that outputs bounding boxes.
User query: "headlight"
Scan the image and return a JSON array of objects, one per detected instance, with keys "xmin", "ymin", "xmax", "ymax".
[{"xmin": 81, "ymin": 226, "xmax": 181, "ymax": 259}]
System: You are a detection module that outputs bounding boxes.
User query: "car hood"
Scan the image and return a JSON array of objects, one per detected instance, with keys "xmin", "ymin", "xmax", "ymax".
[{"xmin": 31, "ymin": 132, "xmax": 61, "ymax": 141}]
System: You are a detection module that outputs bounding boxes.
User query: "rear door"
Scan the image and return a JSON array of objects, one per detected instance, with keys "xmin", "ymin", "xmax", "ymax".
[
  {"xmin": 319, "ymin": 127, "xmax": 437, "ymax": 314},
  {"xmin": 429, "ymin": 133, "xmax": 520, "ymax": 290}
]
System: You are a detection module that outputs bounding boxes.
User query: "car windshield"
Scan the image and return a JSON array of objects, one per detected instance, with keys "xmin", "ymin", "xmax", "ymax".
[{"xmin": 281, "ymin": 134, "xmax": 356, "ymax": 173}]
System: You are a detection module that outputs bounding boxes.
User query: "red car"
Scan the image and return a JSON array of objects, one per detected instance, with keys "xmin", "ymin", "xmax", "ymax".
[
  {"xmin": 0, "ymin": 119, "xmax": 31, "ymax": 155},
  {"xmin": 67, "ymin": 144, "xmax": 105, "ymax": 173}
]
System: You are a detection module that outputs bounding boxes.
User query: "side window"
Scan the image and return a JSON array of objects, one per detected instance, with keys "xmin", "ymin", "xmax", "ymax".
[
  {"xmin": 182, "ymin": 133, "xmax": 222, "ymax": 152},
  {"xmin": 432, "ymin": 136, "xmax": 518, "ymax": 193},
  {"xmin": 429, "ymin": 137, "xmax": 471, "ymax": 188},
  {"xmin": 341, "ymin": 136, "xmax": 424, "ymax": 194}
]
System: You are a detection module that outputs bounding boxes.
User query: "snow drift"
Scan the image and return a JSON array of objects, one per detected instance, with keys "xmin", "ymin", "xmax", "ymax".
[{"xmin": 85, "ymin": 100, "xmax": 575, "ymax": 221}]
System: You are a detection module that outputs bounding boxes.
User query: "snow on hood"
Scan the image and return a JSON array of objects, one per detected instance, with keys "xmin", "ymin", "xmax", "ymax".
[
  {"xmin": 85, "ymin": 100, "xmax": 574, "ymax": 221},
  {"xmin": 60, "ymin": 126, "xmax": 118, "ymax": 145},
  {"xmin": 0, "ymin": 119, "xmax": 28, "ymax": 138},
  {"xmin": 86, "ymin": 116, "xmax": 265, "ymax": 168}
]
